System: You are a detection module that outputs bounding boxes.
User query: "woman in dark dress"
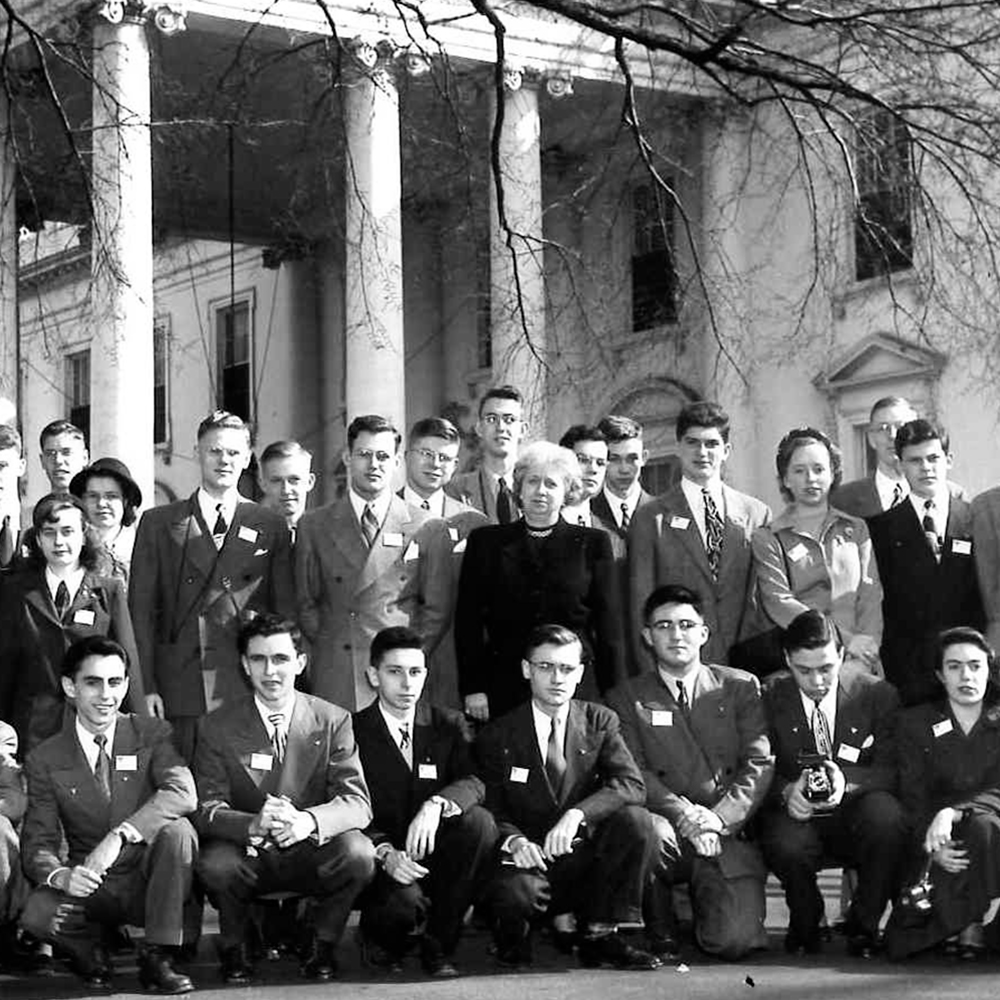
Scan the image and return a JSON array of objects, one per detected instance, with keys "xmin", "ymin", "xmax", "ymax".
[{"xmin": 885, "ymin": 627, "xmax": 1000, "ymax": 959}]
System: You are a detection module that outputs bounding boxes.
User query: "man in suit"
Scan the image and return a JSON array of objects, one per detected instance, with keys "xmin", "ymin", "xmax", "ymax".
[
  {"xmin": 592, "ymin": 415, "xmax": 654, "ymax": 539},
  {"xmin": 758, "ymin": 611, "xmax": 905, "ymax": 957},
  {"xmin": 629, "ymin": 402, "xmax": 771, "ymax": 669},
  {"xmin": 19, "ymin": 636, "xmax": 198, "ymax": 992},
  {"xmin": 258, "ymin": 440, "xmax": 316, "ymax": 544},
  {"xmin": 296, "ymin": 414, "xmax": 452, "ymax": 712},
  {"xmin": 193, "ymin": 615, "xmax": 375, "ymax": 984},
  {"xmin": 0, "ymin": 424, "xmax": 26, "ymax": 569},
  {"xmin": 401, "ymin": 417, "xmax": 487, "ymax": 708},
  {"xmin": 970, "ymin": 478, "xmax": 1000, "ymax": 654},
  {"xmin": 38, "ymin": 420, "xmax": 89, "ymax": 494},
  {"xmin": 869, "ymin": 419, "xmax": 984, "ymax": 705},
  {"xmin": 129, "ymin": 411, "xmax": 296, "ymax": 760},
  {"xmin": 445, "ymin": 385, "xmax": 525, "ymax": 524},
  {"xmin": 607, "ymin": 585, "xmax": 773, "ymax": 959},
  {"xmin": 558, "ymin": 425, "xmax": 611, "ymax": 531},
  {"xmin": 0, "ymin": 718, "xmax": 26, "ymax": 960},
  {"xmin": 476, "ymin": 624, "xmax": 660, "ymax": 971},
  {"xmin": 353, "ymin": 627, "xmax": 495, "ymax": 976}
]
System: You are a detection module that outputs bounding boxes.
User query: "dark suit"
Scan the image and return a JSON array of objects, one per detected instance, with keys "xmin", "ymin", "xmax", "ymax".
[
  {"xmin": 832, "ymin": 477, "xmax": 969, "ymax": 522},
  {"xmin": 129, "ymin": 494, "xmax": 295, "ymax": 755},
  {"xmin": 870, "ymin": 497, "xmax": 984, "ymax": 705},
  {"xmin": 20, "ymin": 714, "xmax": 198, "ymax": 950},
  {"xmin": 455, "ymin": 520, "xmax": 623, "ymax": 718},
  {"xmin": 0, "ymin": 720, "xmax": 26, "ymax": 925},
  {"xmin": 193, "ymin": 692, "xmax": 375, "ymax": 949},
  {"xmin": 971, "ymin": 486, "xmax": 1000, "ymax": 652},
  {"xmin": 353, "ymin": 701, "xmax": 495, "ymax": 956},
  {"xmin": 476, "ymin": 700, "xmax": 654, "ymax": 934},
  {"xmin": 758, "ymin": 665, "xmax": 906, "ymax": 941},
  {"xmin": 0, "ymin": 567, "xmax": 146, "ymax": 752}
]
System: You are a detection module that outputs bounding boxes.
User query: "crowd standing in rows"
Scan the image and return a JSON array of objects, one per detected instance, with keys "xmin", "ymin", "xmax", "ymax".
[{"xmin": 0, "ymin": 387, "xmax": 998, "ymax": 993}]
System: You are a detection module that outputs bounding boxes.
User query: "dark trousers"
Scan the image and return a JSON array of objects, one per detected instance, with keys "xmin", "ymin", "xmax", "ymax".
[
  {"xmin": 21, "ymin": 818, "xmax": 198, "ymax": 950},
  {"xmin": 758, "ymin": 791, "xmax": 906, "ymax": 938},
  {"xmin": 0, "ymin": 815, "xmax": 26, "ymax": 925},
  {"xmin": 484, "ymin": 805, "xmax": 654, "ymax": 940},
  {"xmin": 198, "ymin": 830, "xmax": 375, "ymax": 949},
  {"xmin": 359, "ymin": 805, "xmax": 496, "ymax": 956}
]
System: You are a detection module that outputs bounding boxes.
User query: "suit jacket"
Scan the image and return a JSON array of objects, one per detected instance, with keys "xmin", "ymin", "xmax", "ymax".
[
  {"xmin": 971, "ymin": 486, "xmax": 1000, "ymax": 652},
  {"xmin": 869, "ymin": 497, "xmax": 984, "ymax": 701},
  {"xmin": 446, "ymin": 468, "xmax": 506, "ymax": 524},
  {"xmin": 832, "ymin": 476, "xmax": 969, "ymax": 522},
  {"xmin": 763, "ymin": 663, "xmax": 899, "ymax": 805},
  {"xmin": 295, "ymin": 494, "xmax": 452, "ymax": 712},
  {"xmin": 21, "ymin": 713, "xmax": 196, "ymax": 884},
  {"xmin": 454, "ymin": 519, "xmax": 624, "ymax": 717},
  {"xmin": 193, "ymin": 691, "xmax": 371, "ymax": 846},
  {"xmin": 628, "ymin": 483, "xmax": 771, "ymax": 669},
  {"xmin": 0, "ymin": 720, "xmax": 25, "ymax": 823},
  {"xmin": 591, "ymin": 489, "xmax": 654, "ymax": 545},
  {"xmin": 606, "ymin": 665, "xmax": 773, "ymax": 833},
  {"xmin": 475, "ymin": 699, "xmax": 645, "ymax": 845},
  {"xmin": 352, "ymin": 700, "xmax": 483, "ymax": 848},
  {"xmin": 0, "ymin": 567, "xmax": 146, "ymax": 750},
  {"xmin": 129, "ymin": 494, "xmax": 295, "ymax": 718}
]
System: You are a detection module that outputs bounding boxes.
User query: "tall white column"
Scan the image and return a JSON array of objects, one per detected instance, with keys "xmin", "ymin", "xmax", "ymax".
[
  {"xmin": 488, "ymin": 65, "xmax": 546, "ymax": 435},
  {"xmin": 342, "ymin": 37, "xmax": 405, "ymax": 429},
  {"xmin": 0, "ymin": 84, "xmax": 18, "ymax": 411}
]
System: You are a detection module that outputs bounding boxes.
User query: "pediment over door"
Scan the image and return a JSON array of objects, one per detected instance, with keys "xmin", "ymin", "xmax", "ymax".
[{"xmin": 814, "ymin": 333, "xmax": 945, "ymax": 395}]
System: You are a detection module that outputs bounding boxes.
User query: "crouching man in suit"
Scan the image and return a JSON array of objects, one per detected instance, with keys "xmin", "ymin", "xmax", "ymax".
[
  {"xmin": 0, "ymin": 719, "xmax": 27, "ymax": 960},
  {"xmin": 193, "ymin": 614, "xmax": 375, "ymax": 984},
  {"xmin": 353, "ymin": 626, "xmax": 496, "ymax": 976},
  {"xmin": 476, "ymin": 624, "xmax": 661, "ymax": 971},
  {"xmin": 20, "ymin": 636, "xmax": 198, "ymax": 993}
]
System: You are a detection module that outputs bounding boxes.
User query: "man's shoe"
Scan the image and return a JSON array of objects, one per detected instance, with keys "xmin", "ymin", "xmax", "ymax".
[
  {"xmin": 645, "ymin": 932, "xmax": 682, "ymax": 962},
  {"xmin": 300, "ymin": 939, "xmax": 338, "ymax": 981},
  {"xmin": 357, "ymin": 929, "xmax": 404, "ymax": 972},
  {"xmin": 218, "ymin": 944, "xmax": 255, "ymax": 985},
  {"xmin": 784, "ymin": 930, "xmax": 822, "ymax": 956},
  {"xmin": 494, "ymin": 920, "xmax": 533, "ymax": 968},
  {"xmin": 578, "ymin": 932, "xmax": 662, "ymax": 970},
  {"xmin": 138, "ymin": 946, "xmax": 194, "ymax": 994},
  {"xmin": 65, "ymin": 944, "xmax": 114, "ymax": 993},
  {"xmin": 846, "ymin": 929, "xmax": 880, "ymax": 959},
  {"xmin": 420, "ymin": 936, "xmax": 459, "ymax": 978}
]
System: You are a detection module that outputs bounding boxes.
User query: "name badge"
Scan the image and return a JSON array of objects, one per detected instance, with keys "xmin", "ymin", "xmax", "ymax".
[
  {"xmin": 238, "ymin": 525, "xmax": 258, "ymax": 544},
  {"xmin": 73, "ymin": 609, "xmax": 96, "ymax": 626},
  {"xmin": 448, "ymin": 527, "xmax": 460, "ymax": 542},
  {"xmin": 115, "ymin": 755, "xmax": 137, "ymax": 771},
  {"xmin": 932, "ymin": 719, "xmax": 953, "ymax": 738},
  {"xmin": 669, "ymin": 516, "xmax": 690, "ymax": 530},
  {"xmin": 837, "ymin": 743, "xmax": 860, "ymax": 764},
  {"xmin": 952, "ymin": 539, "xmax": 972, "ymax": 556},
  {"xmin": 403, "ymin": 542, "xmax": 420, "ymax": 562},
  {"xmin": 787, "ymin": 542, "xmax": 809, "ymax": 563},
  {"xmin": 651, "ymin": 710, "xmax": 673, "ymax": 727},
  {"xmin": 418, "ymin": 763, "xmax": 438, "ymax": 780},
  {"xmin": 250, "ymin": 753, "xmax": 274, "ymax": 771},
  {"xmin": 453, "ymin": 538, "xmax": 467, "ymax": 554},
  {"xmin": 509, "ymin": 766, "xmax": 529, "ymax": 783},
  {"xmin": 383, "ymin": 532, "xmax": 404, "ymax": 548}
]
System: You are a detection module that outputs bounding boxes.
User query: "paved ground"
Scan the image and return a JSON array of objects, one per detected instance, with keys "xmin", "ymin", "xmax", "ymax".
[{"xmin": 5, "ymin": 875, "xmax": 1000, "ymax": 1000}]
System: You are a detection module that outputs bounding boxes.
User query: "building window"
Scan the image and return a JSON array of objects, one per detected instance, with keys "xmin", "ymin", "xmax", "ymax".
[
  {"xmin": 153, "ymin": 319, "xmax": 169, "ymax": 447},
  {"xmin": 215, "ymin": 298, "xmax": 252, "ymax": 421},
  {"xmin": 632, "ymin": 183, "xmax": 677, "ymax": 332},
  {"xmin": 65, "ymin": 348, "xmax": 90, "ymax": 443},
  {"xmin": 855, "ymin": 110, "xmax": 913, "ymax": 281}
]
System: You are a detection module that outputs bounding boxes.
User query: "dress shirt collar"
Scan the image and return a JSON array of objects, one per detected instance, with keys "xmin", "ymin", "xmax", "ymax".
[
  {"xmin": 403, "ymin": 484, "xmax": 445, "ymax": 516},
  {"xmin": 46, "ymin": 566, "xmax": 85, "ymax": 605},
  {"xmin": 681, "ymin": 475, "xmax": 723, "ymax": 510},
  {"xmin": 76, "ymin": 716, "xmax": 118, "ymax": 771},
  {"xmin": 531, "ymin": 700, "xmax": 570, "ymax": 763},
  {"xmin": 874, "ymin": 467, "xmax": 908, "ymax": 511},
  {"xmin": 254, "ymin": 694, "xmax": 295, "ymax": 738},
  {"xmin": 561, "ymin": 500, "xmax": 592, "ymax": 527},
  {"xmin": 349, "ymin": 488, "xmax": 392, "ymax": 533},
  {"xmin": 197, "ymin": 487, "xmax": 240, "ymax": 537},
  {"xmin": 909, "ymin": 491, "xmax": 948, "ymax": 536},
  {"xmin": 657, "ymin": 663, "xmax": 703, "ymax": 704},
  {"xmin": 799, "ymin": 679, "xmax": 839, "ymax": 740},
  {"xmin": 378, "ymin": 701, "xmax": 416, "ymax": 743},
  {"xmin": 603, "ymin": 484, "xmax": 642, "ymax": 528}
]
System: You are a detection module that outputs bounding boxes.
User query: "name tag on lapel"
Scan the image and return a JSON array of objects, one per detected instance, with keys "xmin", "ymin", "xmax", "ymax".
[
  {"xmin": 837, "ymin": 744, "xmax": 860, "ymax": 764},
  {"xmin": 952, "ymin": 539, "xmax": 972, "ymax": 556},
  {"xmin": 238, "ymin": 525, "xmax": 258, "ymax": 544},
  {"xmin": 933, "ymin": 719, "xmax": 953, "ymax": 738},
  {"xmin": 250, "ymin": 753, "xmax": 274, "ymax": 771},
  {"xmin": 787, "ymin": 542, "xmax": 809, "ymax": 562},
  {"xmin": 669, "ymin": 516, "xmax": 690, "ymax": 530},
  {"xmin": 403, "ymin": 541, "xmax": 420, "ymax": 562},
  {"xmin": 509, "ymin": 766, "xmax": 529, "ymax": 783},
  {"xmin": 115, "ymin": 755, "xmax": 137, "ymax": 771},
  {"xmin": 651, "ymin": 710, "xmax": 673, "ymax": 727},
  {"xmin": 418, "ymin": 763, "xmax": 438, "ymax": 780},
  {"xmin": 383, "ymin": 532, "xmax": 404, "ymax": 548},
  {"xmin": 73, "ymin": 609, "xmax": 96, "ymax": 626},
  {"xmin": 448, "ymin": 527, "xmax": 460, "ymax": 542}
]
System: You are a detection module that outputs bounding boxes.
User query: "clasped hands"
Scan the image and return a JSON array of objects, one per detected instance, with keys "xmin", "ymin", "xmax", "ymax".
[
  {"xmin": 55, "ymin": 828, "xmax": 127, "ymax": 898},
  {"xmin": 381, "ymin": 798, "xmax": 447, "ymax": 885},
  {"xmin": 676, "ymin": 797, "xmax": 724, "ymax": 857},
  {"xmin": 508, "ymin": 808, "xmax": 585, "ymax": 871},
  {"xmin": 248, "ymin": 793, "xmax": 317, "ymax": 849}
]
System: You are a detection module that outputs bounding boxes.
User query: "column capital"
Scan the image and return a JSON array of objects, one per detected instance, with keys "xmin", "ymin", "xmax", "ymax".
[
  {"xmin": 345, "ymin": 34, "xmax": 400, "ymax": 80},
  {"xmin": 542, "ymin": 72, "xmax": 574, "ymax": 100},
  {"xmin": 94, "ymin": 0, "xmax": 186, "ymax": 35}
]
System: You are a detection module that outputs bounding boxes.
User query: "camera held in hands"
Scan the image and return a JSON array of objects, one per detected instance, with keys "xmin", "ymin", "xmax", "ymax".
[{"xmin": 797, "ymin": 750, "xmax": 834, "ymax": 810}]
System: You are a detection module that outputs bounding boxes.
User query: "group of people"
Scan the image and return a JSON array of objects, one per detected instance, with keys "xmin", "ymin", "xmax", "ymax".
[{"xmin": 0, "ymin": 386, "xmax": 998, "ymax": 992}]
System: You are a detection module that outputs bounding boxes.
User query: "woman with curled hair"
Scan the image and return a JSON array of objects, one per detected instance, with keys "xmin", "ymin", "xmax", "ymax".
[
  {"xmin": 885, "ymin": 628, "xmax": 1000, "ymax": 959},
  {"xmin": 749, "ymin": 427, "xmax": 882, "ymax": 676},
  {"xmin": 455, "ymin": 441, "xmax": 623, "ymax": 721}
]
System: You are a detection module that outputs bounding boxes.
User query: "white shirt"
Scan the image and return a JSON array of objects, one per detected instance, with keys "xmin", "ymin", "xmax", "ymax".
[
  {"xmin": 561, "ymin": 500, "xmax": 592, "ymax": 527},
  {"xmin": 46, "ymin": 566, "xmax": 85, "ymax": 606},
  {"xmin": 531, "ymin": 700, "xmax": 569, "ymax": 764},
  {"xmin": 197, "ymin": 487, "xmax": 240, "ymax": 548},
  {"xmin": 874, "ymin": 467, "xmax": 908, "ymax": 511},
  {"xmin": 378, "ymin": 702, "xmax": 415, "ymax": 767},
  {"xmin": 680, "ymin": 477, "xmax": 724, "ymax": 545},
  {"xmin": 910, "ymin": 491, "xmax": 949, "ymax": 538},
  {"xmin": 254, "ymin": 695, "xmax": 293, "ymax": 744},
  {"xmin": 657, "ymin": 663, "xmax": 702, "ymax": 706},
  {"xmin": 403, "ymin": 484, "xmax": 445, "ymax": 517},
  {"xmin": 349, "ymin": 488, "xmax": 392, "ymax": 536},
  {"xmin": 76, "ymin": 716, "xmax": 118, "ymax": 773},
  {"xmin": 799, "ymin": 680, "xmax": 838, "ymax": 746},
  {"xmin": 603, "ymin": 483, "xmax": 642, "ymax": 529}
]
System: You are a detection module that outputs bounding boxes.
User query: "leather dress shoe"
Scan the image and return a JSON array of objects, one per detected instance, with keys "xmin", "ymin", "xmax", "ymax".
[
  {"xmin": 645, "ymin": 932, "xmax": 682, "ymax": 962},
  {"xmin": 218, "ymin": 944, "xmax": 254, "ymax": 985},
  {"xmin": 784, "ymin": 930, "xmax": 822, "ymax": 956},
  {"xmin": 300, "ymin": 938, "xmax": 338, "ymax": 981},
  {"xmin": 420, "ymin": 936, "xmax": 459, "ymax": 978},
  {"xmin": 578, "ymin": 932, "xmax": 662, "ymax": 970},
  {"xmin": 138, "ymin": 946, "xmax": 194, "ymax": 994},
  {"xmin": 846, "ymin": 929, "xmax": 880, "ymax": 959},
  {"xmin": 494, "ymin": 920, "xmax": 533, "ymax": 968},
  {"xmin": 66, "ymin": 943, "xmax": 113, "ymax": 993}
]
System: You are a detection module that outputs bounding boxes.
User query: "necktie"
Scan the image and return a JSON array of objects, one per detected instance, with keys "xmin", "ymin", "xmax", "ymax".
[
  {"xmin": 212, "ymin": 503, "xmax": 228, "ymax": 537},
  {"xmin": 890, "ymin": 483, "xmax": 904, "ymax": 508},
  {"xmin": 55, "ymin": 580, "xmax": 71, "ymax": 619},
  {"xmin": 0, "ymin": 515, "xmax": 13, "ymax": 567},
  {"xmin": 361, "ymin": 504, "xmax": 380, "ymax": 548},
  {"xmin": 420, "ymin": 500, "xmax": 430, "ymax": 512},
  {"xmin": 578, "ymin": 515, "xmax": 587, "ymax": 527},
  {"xmin": 922, "ymin": 499, "xmax": 940, "ymax": 560},
  {"xmin": 545, "ymin": 716, "xmax": 567, "ymax": 794},
  {"xmin": 703, "ymin": 488, "xmax": 724, "ymax": 580},
  {"xmin": 398, "ymin": 721, "xmax": 412, "ymax": 768},
  {"xmin": 811, "ymin": 703, "xmax": 833, "ymax": 758},
  {"xmin": 268, "ymin": 713, "xmax": 286, "ymax": 763},
  {"xmin": 94, "ymin": 733, "xmax": 112, "ymax": 801},
  {"xmin": 496, "ymin": 477, "xmax": 515, "ymax": 525},
  {"xmin": 676, "ymin": 681, "xmax": 690, "ymax": 716},
  {"xmin": 620, "ymin": 502, "xmax": 631, "ymax": 532}
]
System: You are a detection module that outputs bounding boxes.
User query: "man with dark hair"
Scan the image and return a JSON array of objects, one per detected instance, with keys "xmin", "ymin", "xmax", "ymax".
[
  {"xmin": 352, "ymin": 626, "xmax": 495, "ymax": 976},
  {"xmin": 38, "ymin": 420, "xmax": 89, "ymax": 494},
  {"xmin": 870, "ymin": 419, "xmax": 984, "ymax": 705},
  {"xmin": 20, "ymin": 636, "xmax": 198, "ymax": 992},
  {"xmin": 629, "ymin": 401, "xmax": 770, "ymax": 669},
  {"xmin": 297, "ymin": 414, "xmax": 452, "ymax": 711},
  {"xmin": 129, "ymin": 411, "xmax": 296, "ymax": 760},
  {"xmin": 969, "ymin": 466, "xmax": 1000, "ymax": 656},
  {"xmin": 593, "ymin": 415, "xmax": 653, "ymax": 537},
  {"xmin": 193, "ymin": 614, "xmax": 375, "ymax": 984},
  {"xmin": 0, "ymin": 423, "xmax": 26, "ymax": 569},
  {"xmin": 758, "ymin": 610, "xmax": 905, "ymax": 957},
  {"xmin": 558, "ymin": 426, "xmax": 611, "ymax": 531},
  {"xmin": 607, "ymin": 584, "xmax": 773, "ymax": 959},
  {"xmin": 258, "ymin": 440, "xmax": 316, "ymax": 540},
  {"xmin": 446, "ymin": 386, "xmax": 526, "ymax": 524},
  {"xmin": 476, "ymin": 624, "xmax": 660, "ymax": 971}
]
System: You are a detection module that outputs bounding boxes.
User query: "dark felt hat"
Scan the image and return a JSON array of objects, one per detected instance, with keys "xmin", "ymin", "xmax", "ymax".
[{"xmin": 69, "ymin": 457, "xmax": 143, "ymax": 510}]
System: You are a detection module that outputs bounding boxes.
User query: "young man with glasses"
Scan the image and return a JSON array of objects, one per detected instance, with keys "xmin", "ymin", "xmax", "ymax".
[{"xmin": 607, "ymin": 584, "xmax": 773, "ymax": 959}]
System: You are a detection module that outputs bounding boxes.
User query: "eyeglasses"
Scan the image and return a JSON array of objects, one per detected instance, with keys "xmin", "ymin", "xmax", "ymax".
[
  {"xmin": 354, "ymin": 449, "xmax": 394, "ymax": 464},
  {"xmin": 482, "ymin": 413, "xmax": 520, "ymax": 427},
  {"xmin": 871, "ymin": 422, "xmax": 907, "ymax": 435},
  {"xmin": 528, "ymin": 661, "xmax": 582, "ymax": 676},
  {"xmin": 412, "ymin": 448, "xmax": 457, "ymax": 466},
  {"xmin": 649, "ymin": 619, "xmax": 701, "ymax": 633}
]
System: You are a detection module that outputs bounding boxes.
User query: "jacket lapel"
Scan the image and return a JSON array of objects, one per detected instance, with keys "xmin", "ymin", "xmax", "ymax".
[
  {"xmin": 718, "ymin": 486, "xmax": 748, "ymax": 579},
  {"xmin": 358, "ymin": 495, "xmax": 413, "ymax": 594},
  {"xmin": 174, "ymin": 493, "xmax": 218, "ymax": 582},
  {"xmin": 662, "ymin": 487, "xmax": 713, "ymax": 580},
  {"xmin": 558, "ymin": 702, "xmax": 589, "ymax": 806},
  {"xmin": 229, "ymin": 701, "xmax": 281, "ymax": 794},
  {"xmin": 24, "ymin": 569, "xmax": 62, "ymax": 628},
  {"xmin": 276, "ymin": 694, "xmax": 325, "ymax": 804}
]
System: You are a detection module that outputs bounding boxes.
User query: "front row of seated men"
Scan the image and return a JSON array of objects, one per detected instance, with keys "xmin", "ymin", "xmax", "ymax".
[{"xmin": 0, "ymin": 592, "xmax": 940, "ymax": 990}]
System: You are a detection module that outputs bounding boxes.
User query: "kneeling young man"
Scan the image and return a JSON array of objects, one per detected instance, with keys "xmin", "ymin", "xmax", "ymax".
[
  {"xmin": 193, "ymin": 615, "xmax": 375, "ymax": 984},
  {"xmin": 476, "ymin": 624, "xmax": 660, "ymax": 970},
  {"xmin": 353, "ymin": 626, "xmax": 496, "ymax": 976},
  {"xmin": 20, "ymin": 636, "xmax": 198, "ymax": 993}
]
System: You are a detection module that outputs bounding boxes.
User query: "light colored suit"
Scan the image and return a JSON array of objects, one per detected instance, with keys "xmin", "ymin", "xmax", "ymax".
[
  {"xmin": 296, "ymin": 494, "xmax": 452, "ymax": 711},
  {"xmin": 446, "ymin": 468, "xmax": 506, "ymax": 524}
]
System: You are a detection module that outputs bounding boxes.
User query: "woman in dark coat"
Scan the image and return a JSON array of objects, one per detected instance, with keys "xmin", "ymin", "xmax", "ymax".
[{"xmin": 885, "ymin": 626, "xmax": 1000, "ymax": 959}]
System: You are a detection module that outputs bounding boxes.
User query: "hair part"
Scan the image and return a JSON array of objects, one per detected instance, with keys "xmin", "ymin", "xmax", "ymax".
[
  {"xmin": 775, "ymin": 426, "xmax": 843, "ymax": 503},
  {"xmin": 558, "ymin": 425, "xmax": 607, "ymax": 452},
  {"xmin": 370, "ymin": 625, "xmax": 425, "ymax": 668},
  {"xmin": 407, "ymin": 417, "xmax": 459, "ymax": 445},
  {"xmin": 238, "ymin": 613, "xmax": 305, "ymax": 657},
  {"xmin": 259, "ymin": 440, "xmax": 312, "ymax": 466},
  {"xmin": 40, "ymin": 420, "xmax": 85, "ymax": 449},
  {"xmin": 894, "ymin": 418, "xmax": 949, "ymax": 458},
  {"xmin": 643, "ymin": 584, "xmax": 705, "ymax": 624},
  {"xmin": 61, "ymin": 635, "xmax": 130, "ymax": 679},
  {"xmin": 523, "ymin": 623, "xmax": 585, "ymax": 662},
  {"xmin": 781, "ymin": 610, "xmax": 844, "ymax": 657},
  {"xmin": 347, "ymin": 414, "xmax": 401, "ymax": 452},
  {"xmin": 598, "ymin": 414, "xmax": 643, "ymax": 444},
  {"xmin": 478, "ymin": 385, "xmax": 523, "ymax": 417},
  {"xmin": 30, "ymin": 493, "xmax": 101, "ymax": 570},
  {"xmin": 197, "ymin": 410, "xmax": 252, "ymax": 445},
  {"xmin": 676, "ymin": 401, "xmax": 731, "ymax": 443}
]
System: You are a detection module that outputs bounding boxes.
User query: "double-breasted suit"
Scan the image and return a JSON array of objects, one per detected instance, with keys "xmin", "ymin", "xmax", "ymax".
[
  {"xmin": 628, "ymin": 483, "xmax": 771, "ymax": 669},
  {"xmin": 296, "ymin": 495, "xmax": 452, "ymax": 712},
  {"xmin": 970, "ymin": 486, "xmax": 1000, "ymax": 652}
]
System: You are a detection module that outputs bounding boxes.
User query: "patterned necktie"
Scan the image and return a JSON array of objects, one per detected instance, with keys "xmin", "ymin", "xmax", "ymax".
[
  {"xmin": 890, "ymin": 483, "xmax": 904, "ymax": 508},
  {"xmin": 578, "ymin": 515, "xmax": 587, "ymax": 527},
  {"xmin": 94, "ymin": 733, "xmax": 112, "ymax": 801},
  {"xmin": 55, "ymin": 580, "xmax": 71, "ymax": 619},
  {"xmin": 361, "ymin": 504, "xmax": 380, "ymax": 548},
  {"xmin": 398, "ymin": 721, "xmax": 412, "ymax": 768},
  {"xmin": 212, "ymin": 503, "xmax": 228, "ymax": 537},
  {"xmin": 811, "ymin": 703, "xmax": 833, "ymax": 758},
  {"xmin": 922, "ymin": 499, "xmax": 940, "ymax": 561},
  {"xmin": 0, "ymin": 515, "xmax": 13, "ymax": 567},
  {"xmin": 676, "ymin": 681, "xmax": 690, "ymax": 716},
  {"xmin": 496, "ymin": 477, "xmax": 515, "ymax": 525},
  {"xmin": 620, "ymin": 502, "xmax": 631, "ymax": 532},
  {"xmin": 545, "ymin": 716, "xmax": 567, "ymax": 793},
  {"xmin": 703, "ymin": 488, "xmax": 725, "ymax": 580},
  {"xmin": 268, "ymin": 713, "xmax": 286, "ymax": 763},
  {"xmin": 420, "ymin": 500, "xmax": 430, "ymax": 512}
]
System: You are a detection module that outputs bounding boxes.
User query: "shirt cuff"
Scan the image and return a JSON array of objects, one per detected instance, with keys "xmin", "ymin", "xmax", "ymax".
[
  {"xmin": 501, "ymin": 834, "xmax": 525, "ymax": 854},
  {"xmin": 428, "ymin": 795, "xmax": 460, "ymax": 819},
  {"xmin": 46, "ymin": 866, "xmax": 70, "ymax": 889},
  {"xmin": 116, "ymin": 822, "xmax": 143, "ymax": 844},
  {"xmin": 374, "ymin": 842, "xmax": 394, "ymax": 864}
]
